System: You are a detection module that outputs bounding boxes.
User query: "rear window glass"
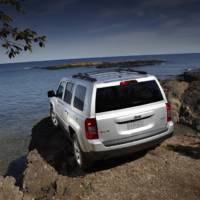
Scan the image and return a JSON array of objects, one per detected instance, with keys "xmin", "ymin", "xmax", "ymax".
[{"xmin": 96, "ymin": 80, "xmax": 163, "ymax": 113}]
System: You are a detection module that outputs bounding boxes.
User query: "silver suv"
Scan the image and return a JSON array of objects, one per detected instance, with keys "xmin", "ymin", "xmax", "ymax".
[{"xmin": 48, "ymin": 68, "xmax": 174, "ymax": 169}]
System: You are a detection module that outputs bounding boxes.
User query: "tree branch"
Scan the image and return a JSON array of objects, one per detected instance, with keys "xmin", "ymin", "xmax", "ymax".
[{"xmin": 0, "ymin": 0, "xmax": 46, "ymax": 58}]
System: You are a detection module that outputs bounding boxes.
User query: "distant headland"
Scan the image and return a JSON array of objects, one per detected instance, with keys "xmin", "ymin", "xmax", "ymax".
[{"xmin": 45, "ymin": 60, "xmax": 165, "ymax": 70}]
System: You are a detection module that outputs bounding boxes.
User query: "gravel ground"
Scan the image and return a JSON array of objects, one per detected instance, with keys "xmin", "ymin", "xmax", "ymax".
[{"xmin": 61, "ymin": 124, "xmax": 200, "ymax": 200}]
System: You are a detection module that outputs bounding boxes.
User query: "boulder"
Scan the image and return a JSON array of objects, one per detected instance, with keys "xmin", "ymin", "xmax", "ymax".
[
  {"xmin": 22, "ymin": 149, "xmax": 77, "ymax": 199},
  {"xmin": 163, "ymin": 71, "xmax": 200, "ymax": 132},
  {"xmin": 184, "ymin": 69, "xmax": 200, "ymax": 82},
  {"xmin": 22, "ymin": 149, "xmax": 58, "ymax": 199},
  {"xmin": 162, "ymin": 80, "xmax": 188, "ymax": 123},
  {"xmin": 0, "ymin": 176, "xmax": 23, "ymax": 200},
  {"xmin": 180, "ymin": 81, "xmax": 200, "ymax": 131}
]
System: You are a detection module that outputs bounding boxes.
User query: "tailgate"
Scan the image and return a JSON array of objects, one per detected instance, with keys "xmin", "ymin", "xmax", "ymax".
[
  {"xmin": 96, "ymin": 102, "xmax": 167, "ymax": 146},
  {"xmin": 95, "ymin": 79, "xmax": 167, "ymax": 146}
]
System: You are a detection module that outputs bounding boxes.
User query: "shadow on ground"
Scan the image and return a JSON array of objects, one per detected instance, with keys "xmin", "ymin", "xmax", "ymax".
[
  {"xmin": 29, "ymin": 117, "xmax": 148, "ymax": 177},
  {"xmin": 166, "ymin": 144, "xmax": 200, "ymax": 159},
  {"xmin": 6, "ymin": 156, "xmax": 27, "ymax": 186}
]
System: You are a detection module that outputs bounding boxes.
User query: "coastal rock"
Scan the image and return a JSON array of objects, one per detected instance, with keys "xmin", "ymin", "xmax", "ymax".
[
  {"xmin": 23, "ymin": 149, "xmax": 58, "ymax": 199},
  {"xmin": 182, "ymin": 81, "xmax": 200, "ymax": 114},
  {"xmin": 184, "ymin": 69, "xmax": 200, "ymax": 82},
  {"xmin": 22, "ymin": 149, "xmax": 76, "ymax": 200},
  {"xmin": 162, "ymin": 80, "xmax": 188, "ymax": 123},
  {"xmin": 163, "ymin": 70, "xmax": 200, "ymax": 131},
  {"xmin": 0, "ymin": 176, "xmax": 23, "ymax": 200},
  {"xmin": 180, "ymin": 81, "xmax": 200, "ymax": 131}
]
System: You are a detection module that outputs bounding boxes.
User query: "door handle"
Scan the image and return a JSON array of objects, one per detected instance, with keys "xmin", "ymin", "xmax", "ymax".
[{"xmin": 64, "ymin": 109, "xmax": 68, "ymax": 113}]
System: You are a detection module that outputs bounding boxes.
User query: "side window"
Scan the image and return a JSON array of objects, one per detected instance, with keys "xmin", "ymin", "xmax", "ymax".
[
  {"xmin": 64, "ymin": 82, "xmax": 74, "ymax": 104},
  {"xmin": 73, "ymin": 85, "xmax": 86, "ymax": 111},
  {"xmin": 56, "ymin": 82, "xmax": 65, "ymax": 99}
]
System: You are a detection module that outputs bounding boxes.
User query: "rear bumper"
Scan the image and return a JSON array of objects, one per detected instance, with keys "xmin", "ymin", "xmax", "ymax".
[{"xmin": 82, "ymin": 121, "xmax": 174, "ymax": 160}]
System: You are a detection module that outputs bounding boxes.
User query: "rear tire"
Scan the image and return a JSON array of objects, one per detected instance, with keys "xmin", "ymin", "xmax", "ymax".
[
  {"xmin": 50, "ymin": 107, "xmax": 59, "ymax": 127},
  {"xmin": 72, "ymin": 135, "xmax": 92, "ymax": 170}
]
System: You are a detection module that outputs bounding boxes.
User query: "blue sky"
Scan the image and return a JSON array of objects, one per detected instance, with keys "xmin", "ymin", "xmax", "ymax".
[{"xmin": 1, "ymin": 0, "xmax": 200, "ymax": 63}]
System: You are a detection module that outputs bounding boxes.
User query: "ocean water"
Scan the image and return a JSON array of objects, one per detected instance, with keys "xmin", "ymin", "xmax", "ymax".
[{"xmin": 0, "ymin": 53, "xmax": 200, "ymax": 137}]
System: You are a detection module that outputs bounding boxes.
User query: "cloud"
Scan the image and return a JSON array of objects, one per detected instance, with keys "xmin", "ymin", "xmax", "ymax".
[
  {"xmin": 25, "ymin": 0, "xmax": 77, "ymax": 15},
  {"xmin": 1, "ymin": 0, "xmax": 200, "ymax": 63},
  {"xmin": 87, "ymin": 21, "xmax": 132, "ymax": 34},
  {"xmin": 141, "ymin": 0, "xmax": 199, "ymax": 8}
]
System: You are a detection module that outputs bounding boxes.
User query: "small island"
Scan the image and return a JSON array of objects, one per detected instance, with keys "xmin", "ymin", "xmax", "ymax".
[{"xmin": 45, "ymin": 59, "xmax": 165, "ymax": 70}]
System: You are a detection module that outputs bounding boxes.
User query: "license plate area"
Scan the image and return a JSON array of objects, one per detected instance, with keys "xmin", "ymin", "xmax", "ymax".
[{"xmin": 127, "ymin": 120, "xmax": 144, "ymax": 130}]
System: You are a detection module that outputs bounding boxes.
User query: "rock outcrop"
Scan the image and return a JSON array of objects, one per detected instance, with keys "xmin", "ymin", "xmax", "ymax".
[
  {"xmin": 22, "ymin": 149, "xmax": 75, "ymax": 200},
  {"xmin": 184, "ymin": 69, "xmax": 200, "ymax": 82},
  {"xmin": 163, "ymin": 80, "xmax": 188, "ymax": 123},
  {"xmin": 180, "ymin": 81, "xmax": 200, "ymax": 131},
  {"xmin": 0, "ymin": 150, "xmax": 74, "ymax": 200},
  {"xmin": 23, "ymin": 150, "xmax": 58, "ymax": 199},
  {"xmin": 0, "ymin": 176, "xmax": 23, "ymax": 200},
  {"xmin": 163, "ymin": 69, "xmax": 200, "ymax": 131}
]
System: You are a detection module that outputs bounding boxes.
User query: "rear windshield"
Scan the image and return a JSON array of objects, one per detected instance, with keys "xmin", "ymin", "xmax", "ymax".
[{"xmin": 96, "ymin": 80, "xmax": 163, "ymax": 113}]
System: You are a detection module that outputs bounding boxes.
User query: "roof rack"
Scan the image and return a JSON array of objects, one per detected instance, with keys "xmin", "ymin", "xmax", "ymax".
[
  {"xmin": 72, "ymin": 73, "xmax": 96, "ymax": 82},
  {"xmin": 72, "ymin": 68, "xmax": 147, "ymax": 82}
]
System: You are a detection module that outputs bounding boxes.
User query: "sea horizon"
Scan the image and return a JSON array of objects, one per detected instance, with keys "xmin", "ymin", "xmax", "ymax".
[{"xmin": 1, "ymin": 52, "xmax": 200, "ymax": 66}]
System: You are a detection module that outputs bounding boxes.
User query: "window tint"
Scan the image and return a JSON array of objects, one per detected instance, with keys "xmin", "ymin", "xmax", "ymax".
[
  {"xmin": 64, "ymin": 82, "xmax": 74, "ymax": 104},
  {"xmin": 96, "ymin": 80, "xmax": 163, "ymax": 113},
  {"xmin": 56, "ymin": 82, "xmax": 65, "ymax": 99},
  {"xmin": 73, "ymin": 85, "xmax": 86, "ymax": 111}
]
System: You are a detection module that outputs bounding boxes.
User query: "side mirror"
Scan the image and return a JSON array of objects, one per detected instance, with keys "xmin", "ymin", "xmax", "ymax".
[{"xmin": 47, "ymin": 90, "xmax": 55, "ymax": 98}]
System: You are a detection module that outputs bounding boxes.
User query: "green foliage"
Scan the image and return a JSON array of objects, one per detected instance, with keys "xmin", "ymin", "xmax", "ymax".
[{"xmin": 0, "ymin": 0, "xmax": 46, "ymax": 58}]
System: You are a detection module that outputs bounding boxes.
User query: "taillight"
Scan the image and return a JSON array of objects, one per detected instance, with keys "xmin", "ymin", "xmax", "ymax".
[
  {"xmin": 85, "ymin": 118, "xmax": 98, "ymax": 139},
  {"xmin": 120, "ymin": 80, "xmax": 138, "ymax": 86},
  {"xmin": 166, "ymin": 102, "xmax": 172, "ymax": 122}
]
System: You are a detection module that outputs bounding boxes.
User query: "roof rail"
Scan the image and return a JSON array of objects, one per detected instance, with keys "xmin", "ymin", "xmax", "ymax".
[
  {"xmin": 117, "ymin": 67, "xmax": 147, "ymax": 74},
  {"xmin": 72, "ymin": 73, "xmax": 96, "ymax": 82},
  {"xmin": 85, "ymin": 68, "xmax": 147, "ymax": 75}
]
